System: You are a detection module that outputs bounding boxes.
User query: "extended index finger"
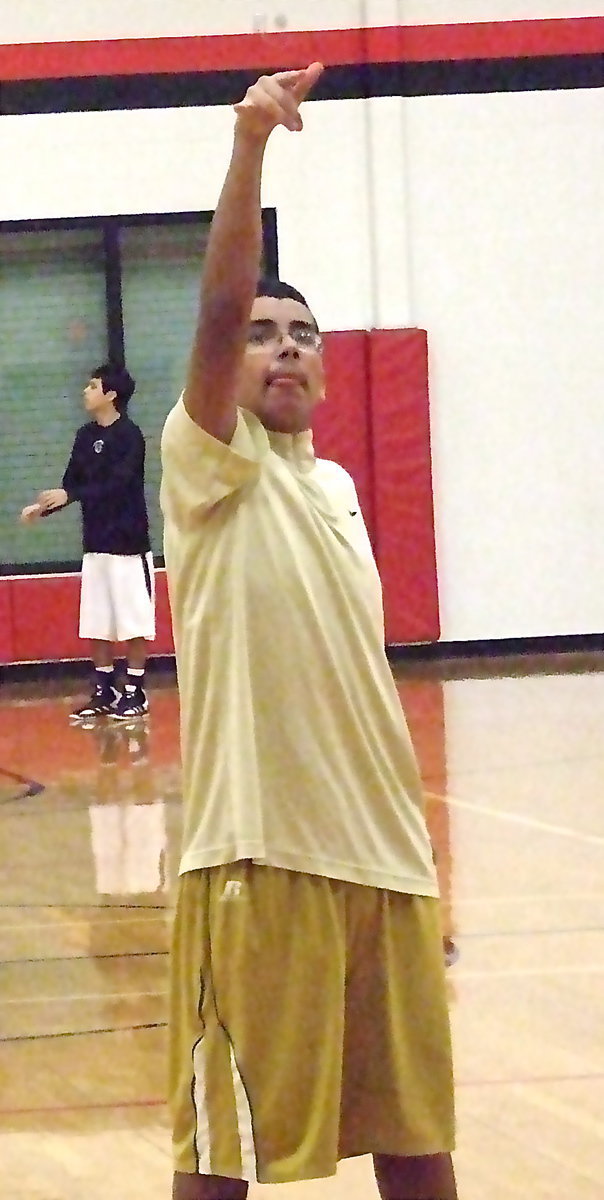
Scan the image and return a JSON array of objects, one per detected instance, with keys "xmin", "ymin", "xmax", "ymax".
[{"xmin": 289, "ymin": 61, "xmax": 324, "ymax": 101}]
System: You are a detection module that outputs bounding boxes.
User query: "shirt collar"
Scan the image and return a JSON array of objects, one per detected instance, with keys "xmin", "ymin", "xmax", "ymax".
[{"xmin": 267, "ymin": 428, "xmax": 316, "ymax": 473}]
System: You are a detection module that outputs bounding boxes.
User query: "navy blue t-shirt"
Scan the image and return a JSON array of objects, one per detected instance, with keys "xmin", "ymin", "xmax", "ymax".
[{"xmin": 60, "ymin": 415, "xmax": 151, "ymax": 555}]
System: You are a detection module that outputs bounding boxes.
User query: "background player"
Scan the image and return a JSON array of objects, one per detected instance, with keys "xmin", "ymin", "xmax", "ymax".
[{"xmin": 20, "ymin": 363, "xmax": 154, "ymax": 722}]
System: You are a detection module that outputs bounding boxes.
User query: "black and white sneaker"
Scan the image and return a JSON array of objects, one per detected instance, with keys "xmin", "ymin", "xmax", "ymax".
[
  {"xmin": 110, "ymin": 686, "xmax": 149, "ymax": 722},
  {"xmin": 70, "ymin": 683, "xmax": 120, "ymax": 722}
]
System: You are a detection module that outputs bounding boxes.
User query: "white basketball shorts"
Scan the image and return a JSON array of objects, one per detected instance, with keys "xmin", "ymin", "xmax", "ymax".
[{"xmin": 79, "ymin": 552, "xmax": 156, "ymax": 643}]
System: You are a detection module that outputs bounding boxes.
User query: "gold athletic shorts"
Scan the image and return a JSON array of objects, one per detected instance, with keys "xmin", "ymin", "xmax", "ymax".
[{"xmin": 169, "ymin": 863, "xmax": 455, "ymax": 1184}]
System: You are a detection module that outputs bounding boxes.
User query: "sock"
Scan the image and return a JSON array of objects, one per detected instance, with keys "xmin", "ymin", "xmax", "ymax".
[
  {"xmin": 125, "ymin": 667, "xmax": 145, "ymax": 694},
  {"xmin": 94, "ymin": 665, "xmax": 114, "ymax": 691}
]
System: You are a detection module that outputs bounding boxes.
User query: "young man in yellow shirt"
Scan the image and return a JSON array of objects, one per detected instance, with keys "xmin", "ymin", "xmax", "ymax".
[{"xmin": 161, "ymin": 64, "xmax": 457, "ymax": 1200}]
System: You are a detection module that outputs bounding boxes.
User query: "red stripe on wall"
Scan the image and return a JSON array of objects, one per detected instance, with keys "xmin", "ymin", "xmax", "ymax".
[
  {"xmin": 369, "ymin": 329, "xmax": 439, "ymax": 645},
  {"xmin": 7, "ymin": 571, "xmax": 175, "ymax": 664},
  {"xmin": 1, "ymin": 18, "xmax": 602, "ymax": 82}
]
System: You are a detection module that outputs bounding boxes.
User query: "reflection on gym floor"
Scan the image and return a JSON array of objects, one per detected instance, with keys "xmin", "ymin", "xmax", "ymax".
[{"xmin": 1, "ymin": 660, "xmax": 603, "ymax": 1200}]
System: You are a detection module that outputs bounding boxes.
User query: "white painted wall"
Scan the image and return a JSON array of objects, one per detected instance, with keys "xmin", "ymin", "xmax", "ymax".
[
  {"xmin": 397, "ymin": 0, "xmax": 604, "ymax": 22},
  {"xmin": 0, "ymin": 0, "xmax": 366, "ymax": 43},
  {"xmin": 403, "ymin": 87, "xmax": 604, "ymax": 639},
  {"xmin": 1, "ymin": 1, "xmax": 603, "ymax": 640},
  {"xmin": 0, "ymin": 101, "xmax": 377, "ymax": 331},
  {"xmin": 1, "ymin": 0, "xmax": 601, "ymax": 43}
]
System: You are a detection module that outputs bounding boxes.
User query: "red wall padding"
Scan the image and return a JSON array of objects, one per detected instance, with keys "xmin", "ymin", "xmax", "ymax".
[
  {"xmin": 313, "ymin": 331, "xmax": 375, "ymax": 540},
  {"xmin": 4, "ymin": 570, "xmax": 175, "ymax": 664},
  {"xmin": 12, "ymin": 575, "xmax": 82, "ymax": 662},
  {"xmin": 369, "ymin": 329, "xmax": 440, "ymax": 643},
  {"xmin": 0, "ymin": 580, "xmax": 14, "ymax": 664},
  {"xmin": 153, "ymin": 570, "xmax": 175, "ymax": 654},
  {"xmin": 2, "ymin": 328, "xmax": 439, "ymax": 661}
]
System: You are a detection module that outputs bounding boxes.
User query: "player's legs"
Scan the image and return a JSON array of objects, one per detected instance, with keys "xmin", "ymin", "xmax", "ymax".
[
  {"xmin": 72, "ymin": 556, "xmax": 120, "ymax": 720},
  {"xmin": 374, "ymin": 1151, "xmax": 457, "ymax": 1199},
  {"xmin": 340, "ymin": 888, "xmax": 455, "ymax": 1188},
  {"xmin": 89, "ymin": 638, "xmax": 115, "ymax": 668},
  {"xmin": 170, "ymin": 868, "xmax": 454, "ymax": 1194},
  {"xmin": 124, "ymin": 635, "xmax": 147, "ymax": 669},
  {"xmin": 170, "ymin": 865, "xmax": 348, "ymax": 1192},
  {"xmin": 109, "ymin": 553, "xmax": 155, "ymax": 719}
]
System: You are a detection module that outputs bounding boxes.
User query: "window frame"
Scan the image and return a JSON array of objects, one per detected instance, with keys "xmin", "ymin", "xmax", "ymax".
[{"xmin": 0, "ymin": 208, "xmax": 279, "ymax": 574}]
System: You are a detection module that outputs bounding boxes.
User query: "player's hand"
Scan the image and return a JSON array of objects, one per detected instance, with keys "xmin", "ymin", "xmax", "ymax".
[
  {"xmin": 20, "ymin": 503, "xmax": 43, "ymax": 524},
  {"xmin": 38, "ymin": 488, "xmax": 68, "ymax": 511},
  {"xmin": 234, "ymin": 62, "xmax": 323, "ymax": 140}
]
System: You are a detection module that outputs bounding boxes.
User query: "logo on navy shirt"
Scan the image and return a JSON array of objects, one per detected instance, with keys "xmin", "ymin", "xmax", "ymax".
[{"xmin": 93, "ymin": 439, "xmax": 104, "ymax": 454}]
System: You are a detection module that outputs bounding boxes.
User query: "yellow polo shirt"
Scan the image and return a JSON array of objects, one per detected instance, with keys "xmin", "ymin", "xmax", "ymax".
[{"xmin": 160, "ymin": 398, "xmax": 438, "ymax": 897}]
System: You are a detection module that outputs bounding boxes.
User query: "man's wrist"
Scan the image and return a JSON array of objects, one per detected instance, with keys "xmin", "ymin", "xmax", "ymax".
[{"xmin": 233, "ymin": 120, "xmax": 271, "ymax": 153}]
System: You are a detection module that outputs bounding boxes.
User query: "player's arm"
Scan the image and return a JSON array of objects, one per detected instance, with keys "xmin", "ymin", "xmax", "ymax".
[
  {"xmin": 19, "ymin": 502, "xmax": 44, "ymax": 524},
  {"xmin": 19, "ymin": 430, "xmax": 82, "ymax": 523},
  {"xmin": 184, "ymin": 62, "xmax": 323, "ymax": 444},
  {"xmin": 33, "ymin": 429, "xmax": 84, "ymax": 516},
  {"xmin": 21, "ymin": 489, "xmax": 68, "ymax": 522}
]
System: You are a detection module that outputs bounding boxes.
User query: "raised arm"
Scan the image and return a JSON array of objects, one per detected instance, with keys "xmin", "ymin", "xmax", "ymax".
[{"xmin": 184, "ymin": 62, "xmax": 323, "ymax": 443}]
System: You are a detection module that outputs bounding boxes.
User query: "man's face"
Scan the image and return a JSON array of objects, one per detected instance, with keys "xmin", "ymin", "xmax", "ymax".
[
  {"xmin": 83, "ymin": 377, "xmax": 116, "ymax": 415},
  {"xmin": 236, "ymin": 295, "xmax": 325, "ymax": 433}
]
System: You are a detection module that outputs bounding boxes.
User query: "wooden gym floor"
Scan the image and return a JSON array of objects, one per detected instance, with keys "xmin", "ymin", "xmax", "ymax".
[{"xmin": 1, "ymin": 653, "xmax": 603, "ymax": 1199}]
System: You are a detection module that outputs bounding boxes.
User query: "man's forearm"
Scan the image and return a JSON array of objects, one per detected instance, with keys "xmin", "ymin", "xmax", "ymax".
[
  {"xmin": 200, "ymin": 129, "xmax": 268, "ymax": 330},
  {"xmin": 183, "ymin": 65, "xmax": 322, "ymax": 437}
]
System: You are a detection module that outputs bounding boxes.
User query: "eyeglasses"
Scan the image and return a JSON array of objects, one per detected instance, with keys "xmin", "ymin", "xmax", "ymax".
[{"xmin": 247, "ymin": 319, "xmax": 322, "ymax": 352}]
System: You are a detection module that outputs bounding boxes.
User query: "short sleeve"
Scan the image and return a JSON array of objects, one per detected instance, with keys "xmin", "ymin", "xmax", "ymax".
[{"xmin": 160, "ymin": 397, "xmax": 269, "ymax": 525}]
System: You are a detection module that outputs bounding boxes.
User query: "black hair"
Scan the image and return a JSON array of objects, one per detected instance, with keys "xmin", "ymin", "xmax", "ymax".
[
  {"xmin": 91, "ymin": 363, "xmax": 136, "ymax": 411},
  {"xmin": 255, "ymin": 276, "xmax": 319, "ymax": 331}
]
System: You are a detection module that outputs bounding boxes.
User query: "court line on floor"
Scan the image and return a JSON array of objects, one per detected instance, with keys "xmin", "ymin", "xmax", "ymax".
[
  {"xmin": 458, "ymin": 1071, "xmax": 604, "ymax": 1088},
  {"xmin": 0, "ymin": 902, "xmax": 168, "ymax": 909},
  {"xmin": 453, "ymin": 891, "xmax": 604, "ymax": 905},
  {"xmin": 425, "ymin": 791, "xmax": 604, "ymax": 846},
  {"xmin": 2, "ymin": 989, "xmax": 168, "ymax": 1006},
  {"xmin": 0, "ymin": 1098, "xmax": 164, "ymax": 1114},
  {"xmin": 5, "ymin": 960, "xmax": 604, "ymax": 1012},
  {"xmin": 2, "ymin": 1021, "xmax": 166, "ymax": 1042},
  {"xmin": 0, "ymin": 915, "xmax": 168, "ymax": 931},
  {"xmin": 448, "ymin": 926, "xmax": 604, "ymax": 938},
  {"xmin": 452, "ymin": 965, "xmax": 604, "ymax": 978},
  {"xmin": 1, "ymin": 951, "xmax": 167, "ymax": 966},
  {"xmin": 3, "ymin": 1072, "xmax": 604, "ymax": 1113},
  {"xmin": 1, "ymin": 928, "xmax": 600, "ymax": 965}
]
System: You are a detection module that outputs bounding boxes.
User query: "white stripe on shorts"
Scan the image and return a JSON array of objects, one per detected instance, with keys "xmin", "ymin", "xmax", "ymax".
[
  {"xmin": 191, "ymin": 1037, "xmax": 258, "ymax": 1181},
  {"xmin": 192, "ymin": 1038, "xmax": 212, "ymax": 1175},
  {"xmin": 229, "ymin": 1044, "xmax": 258, "ymax": 1182}
]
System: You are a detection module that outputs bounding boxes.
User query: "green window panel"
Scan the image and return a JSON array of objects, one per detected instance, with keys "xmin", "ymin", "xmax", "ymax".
[
  {"xmin": 1, "ymin": 228, "xmax": 107, "ymax": 568},
  {"xmin": 119, "ymin": 221, "xmax": 211, "ymax": 560}
]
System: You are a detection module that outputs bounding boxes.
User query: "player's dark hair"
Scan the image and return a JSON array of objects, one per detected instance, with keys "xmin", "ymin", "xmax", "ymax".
[
  {"xmin": 92, "ymin": 363, "xmax": 136, "ymax": 411},
  {"xmin": 255, "ymin": 277, "xmax": 319, "ymax": 331}
]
